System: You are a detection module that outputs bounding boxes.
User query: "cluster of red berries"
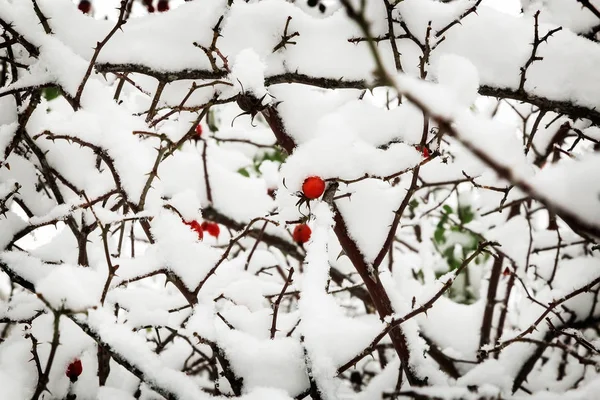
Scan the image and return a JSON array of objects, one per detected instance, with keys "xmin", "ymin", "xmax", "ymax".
[
  {"xmin": 66, "ymin": 359, "xmax": 83, "ymax": 382},
  {"xmin": 291, "ymin": 176, "xmax": 327, "ymax": 245},
  {"xmin": 184, "ymin": 220, "xmax": 220, "ymax": 240}
]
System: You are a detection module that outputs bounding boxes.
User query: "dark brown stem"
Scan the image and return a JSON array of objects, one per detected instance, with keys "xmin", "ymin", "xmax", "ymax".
[
  {"xmin": 435, "ymin": 0, "xmax": 483, "ymax": 38},
  {"xmin": 270, "ymin": 267, "xmax": 294, "ymax": 339},
  {"xmin": 479, "ymin": 254, "xmax": 503, "ymax": 353},
  {"xmin": 332, "ymin": 207, "xmax": 427, "ymax": 386},
  {"xmin": 244, "ymin": 220, "xmax": 268, "ymax": 271},
  {"xmin": 31, "ymin": 311, "xmax": 61, "ymax": 400},
  {"xmin": 384, "ymin": 2, "xmax": 403, "ymax": 72},
  {"xmin": 337, "ymin": 242, "xmax": 491, "ymax": 375},
  {"xmin": 31, "ymin": 0, "xmax": 52, "ymax": 35},
  {"xmin": 273, "ymin": 16, "xmax": 300, "ymax": 53},
  {"xmin": 74, "ymin": 0, "xmax": 128, "ymax": 107},
  {"xmin": 146, "ymin": 81, "xmax": 166, "ymax": 122},
  {"xmin": 482, "ymin": 275, "xmax": 600, "ymax": 358},
  {"xmin": 202, "ymin": 139, "xmax": 213, "ymax": 204}
]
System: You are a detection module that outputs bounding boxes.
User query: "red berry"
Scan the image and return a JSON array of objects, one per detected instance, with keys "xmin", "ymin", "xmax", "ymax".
[
  {"xmin": 293, "ymin": 224, "xmax": 311, "ymax": 244},
  {"xmin": 195, "ymin": 124, "xmax": 203, "ymax": 137},
  {"xmin": 302, "ymin": 176, "xmax": 325, "ymax": 200},
  {"xmin": 157, "ymin": 0, "xmax": 169, "ymax": 12},
  {"xmin": 416, "ymin": 145, "xmax": 430, "ymax": 158},
  {"xmin": 185, "ymin": 220, "xmax": 203, "ymax": 240},
  {"xmin": 267, "ymin": 188, "xmax": 276, "ymax": 198},
  {"xmin": 66, "ymin": 359, "xmax": 83, "ymax": 382},
  {"xmin": 503, "ymin": 267, "xmax": 511, "ymax": 277},
  {"xmin": 78, "ymin": 0, "xmax": 91, "ymax": 14},
  {"xmin": 201, "ymin": 222, "xmax": 220, "ymax": 238}
]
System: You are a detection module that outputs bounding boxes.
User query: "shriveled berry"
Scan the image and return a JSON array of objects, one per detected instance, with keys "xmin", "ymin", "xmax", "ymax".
[
  {"xmin": 293, "ymin": 224, "xmax": 311, "ymax": 244},
  {"xmin": 66, "ymin": 359, "xmax": 83, "ymax": 382},
  {"xmin": 157, "ymin": 0, "xmax": 169, "ymax": 12},
  {"xmin": 267, "ymin": 188, "xmax": 276, "ymax": 198},
  {"xmin": 78, "ymin": 0, "xmax": 91, "ymax": 14},
  {"xmin": 185, "ymin": 220, "xmax": 203, "ymax": 240},
  {"xmin": 201, "ymin": 222, "xmax": 220, "ymax": 238},
  {"xmin": 302, "ymin": 176, "xmax": 325, "ymax": 200}
]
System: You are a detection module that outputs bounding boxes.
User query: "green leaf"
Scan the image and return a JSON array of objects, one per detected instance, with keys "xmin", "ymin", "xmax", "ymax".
[
  {"xmin": 237, "ymin": 168, "xmax": 250, "ymax": 177},
  {"xmin": 434, "ymin": 227, "xmax": 446, "ymax": 244},
  {"xmin": 458, "ymin": 206, "xmax": 475, "ymax": 224},
  {"xmin": 42, "ymin": 87, "xmax": 61, "ymax": 101},
  {"xmin": 207, "ymin": 108, "xmax": 219, "ymax": 132},
  {"xmin": 448, "ymin": 258, "xmax": 460, "ymax": 271},
  {"xmin": 409, "ymin": 199, "xmax": 419, "ymax": 211},
  {"xmin": 442, "ymin": 205, "xmax": 453, "ymax": 214}
]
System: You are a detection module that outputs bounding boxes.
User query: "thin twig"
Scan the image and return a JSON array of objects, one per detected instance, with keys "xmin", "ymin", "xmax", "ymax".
[
  {"xmin": 74, "ymin": 0, "xmax": 128, "ymax": 107},
  {"xmin": 270, "ymin": 267, "xmax": 294, "ymax": 339}
]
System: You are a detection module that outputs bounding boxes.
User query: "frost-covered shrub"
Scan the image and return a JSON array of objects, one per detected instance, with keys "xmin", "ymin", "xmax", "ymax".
[{"xmin": 1, "ymin": 0, "xmax": 600, "ymax": 399}]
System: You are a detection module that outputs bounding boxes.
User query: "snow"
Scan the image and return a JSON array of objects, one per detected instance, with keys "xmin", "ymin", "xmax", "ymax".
[
  {"xmin": 522, "ymin": 0, "xmax": 600, "ymax": 34},
  {"xmin": 218, "ymin": 328, "xmax": 309, "ymax": 396},
  {"xmin": 298, "ymin": 202, "xmax": 341, "ymax": 399},
  {"xmin": 0, "ymin": 335, "xmax": 37, "ymax": 399},
  {"xmin": 146, "ymin": 210, "xmax": 222, "ymax": 290},
  {"xmin": 36, "ymin": 263, "xmax": 103, "ymax": 309},
  {"xmin": 456, "ymin": 359, "xmax": 511, "ymax": 393},
  {"xmin": 434, "ymin": 53, "xmax": 480, "ymax": 107},
  {"xmin": 1, "ymin": 0, "xmax": 600, "ymax": 399},
  {"xmin": 231, "ymin": 48, "xmax": 269, "ymax": 99},
  {"xmin": 97, "ymin": 387, "xmax": 136, "ymax": 400},
  {"xmin": 84, "ymin": 308, "xmax": 213, "ymax": 400},
  {"xmin": 0, "ymin": 122, "xmax": 17, "ymax": 160},
  {"xmin": 531, "ymin": 155, "xmax": 600, "ymax": 227},
  {"xmin": 336, "ymin": 180, "xmax": 406, "ymax": 264}
]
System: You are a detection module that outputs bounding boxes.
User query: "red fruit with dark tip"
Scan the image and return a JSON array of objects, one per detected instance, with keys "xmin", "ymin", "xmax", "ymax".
[
  {"xmin": 185, "ymin": 220, "xmax": 203, "ymax": 240},
  {"xmin": 201, "ymin": 222, "xmax": 220, "ymax": 238},
  {"xmin": 293, "ymin": 224, "xmax": 311, "ymax": 244},
  {"xmin": 195, "ymin": 124, "xmax": 203, "ymax": 137},
  {"xmin": 66, "ymin": 359, "xmax": 83, "ymax": 382},
  {"xmin": 157, "ymin": 0, "xmax": 169, "ymax": 12},
  {"xmin": 78, "ymin": 0, "xmax": 91, "ymax": 14},
  {"xmin": 416, "ymin": 145, "xmax": 430, "ymax": 158},
  {"xmin": 302, "ymin": 176, "xmax": 325, "ymax": 200}
]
